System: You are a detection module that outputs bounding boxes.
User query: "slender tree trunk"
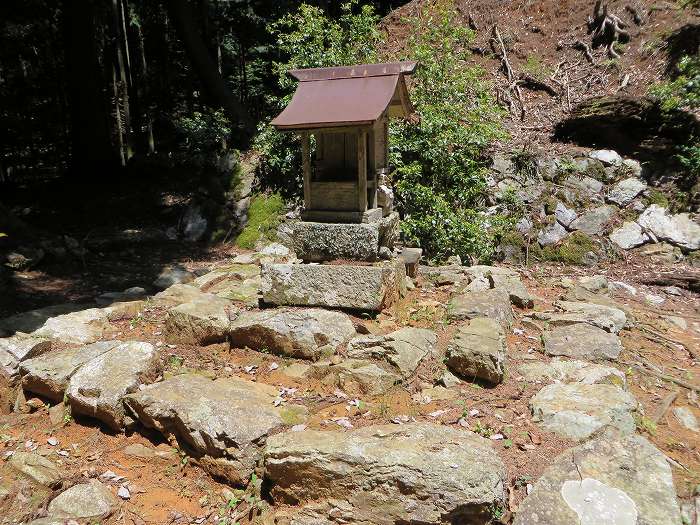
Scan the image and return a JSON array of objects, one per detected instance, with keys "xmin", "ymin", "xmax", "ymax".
[
  {"xmin": 128, "ymin": 3, "xmax": 155, "ymax": 154},
  {"xmin": 167, "ymin": 0, "xmax": 253, "ymax": 135},
  {"xmin": 111, "ymin": 0, "xmax": 132, "ymax": 162},
  {"xmin": 61, "ymin": 0, "xmax": 118, "ymax": 176}
]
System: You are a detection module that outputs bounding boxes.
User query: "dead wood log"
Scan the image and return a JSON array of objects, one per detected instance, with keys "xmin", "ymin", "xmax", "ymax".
[
  {"xmin": 639, "ymin": 273, "xmax": 700, "ymax": 293},
  {"xmin": 574, "ymin": 40, "xmax": 595, "ymax": 63}
]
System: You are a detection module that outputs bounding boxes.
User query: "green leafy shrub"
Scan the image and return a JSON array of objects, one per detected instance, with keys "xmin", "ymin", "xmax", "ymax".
[
  {"xmin": 649, "ymin": 55, "xmax": 700, "ymax": 111},
  {"xmin": 255, "ymin": 0, "xmax": 506, "ymax": 262},
  {"xmin": 390, "ymin": 0, "xmax": 507, "ymax": 262},
  {"xmin": 174, "ymin": 108, "xmax": 231, "ymax": 154},
  {"xmin": 234, "ymin": 193, "xmax": 285, "ymax": 249}
]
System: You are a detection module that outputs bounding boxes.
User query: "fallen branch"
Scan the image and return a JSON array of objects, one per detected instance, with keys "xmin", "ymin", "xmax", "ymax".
[
  {"xmin": 574, "ymin": 40, "xmax": 594, "ymax": 63},
  {"xmin": 623, "ymin": 361, "xmax": 700, "ymax": 392},
  {"xmin": 491, "ymin": 25, "xmax": 525, "ymax": 119},
  {"xmin": 518, "ymin": 74, "xmax": 560, "ymax": 96},
  {"xmin": 639, "ymin": 273, "xmax": 700, "ymax": 293}
]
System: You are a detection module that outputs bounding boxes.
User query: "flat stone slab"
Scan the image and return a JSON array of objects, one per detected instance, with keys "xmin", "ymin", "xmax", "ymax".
[
  {"xmin": 164, "ymin": 294, "xmax": 235, "ymax": 345},
  {"xmin": 154, "ymin": 284, "xmax": 208, "ymax": 308},
  {"xmin": 124, "ymin": 374, "xmax": 297, "ymax": 485},
  {"xmin": 673, "ymin": 407, "xmax": 699, "ymax": 432},
  {"xmin": 514, "ymin": 431, "xmax": 681, "ymax": 525},
  {"xmin": 66, "ymin": 341, "xmax": 158, "ymax": 430},
  {"xmin": 261, "ymin": 260, "xmax": 405, "ymax": 311},
  {"xmin": 8, "ymin": 452, "xmax": 61, "ymax": 487},
  {"xmin": 0, "ymin": 334, "xmax": 51, "ymax": 377},
  {"xmin": 32, "ymin": 308, "xmax": 112, "ymax": 345},
  {"xmin": 308, "ymin": 359, "xmax": 402, "ymax": 395},
  {"xmin": 0, "ymin": 304, "xmax": 85, "ymax": 336},
  {"xmin": 543, "ymin": 323, "xmax": 623, "ymax": 360},
  {"xmin": 446, "ymin": 317, "xmax": 506, "ymax": 384},
  {"xmin": 230, "ymin": 308, "xmax": 357, "ymax": 360},
  {"xmin": 264, "ymin": 423, "xmax": 506, "ymax": 524},
  {"xmin": 518, "ymin": 359, "xmax": 626, "ymax": 387},
  {"xmin": 21, "ymin": 341, "xmax": 121, "ymax": 401},
  {"xmin": 529, "ymin": 300, "xmax": 627, "ymax": 333},
  {"xmin": 530, "ymin": 383, "xmax": 638, "ymax": 440},
  {"xmin": 447, "ymin": 288, "xmax": 513, "ymax": 326},
  {"xmin": 47, "ymin": 480, "xmax": 117, "ymax": 520},
  {"xmin": 193, "ymin": 263, "xmax": 261, "ymax": 305},
  {"xmin": 347, "ymin": 327, "xmax": 436, "ymax": 376}
]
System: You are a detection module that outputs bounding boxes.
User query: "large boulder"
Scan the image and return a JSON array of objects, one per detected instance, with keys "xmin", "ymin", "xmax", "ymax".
[
  {"xmin": 263, "ymin": 423, "xmax": 506, "ymax": 525},
  {"xmin": 0, "ymin": 334, "xmax": 51, "ymax": 377},
  {"xmin": 446, "ymin": 318, "xmax": 506, "ymax": 384},
  {"xmin": 261, "ymin": 260, "xmax": 406, "ymax": 311},
  {"xmin": 66, "ymin": 341, "xmax": 158, "ymax": 430},
  {"xmin": 20, "ymin": 341, "xmax": 121, "ymax": 401},
  {"xmin": 514, "ymin": 431, "xmax": 681, "ymax": 525},
  {"xmin": 570, "ymin": 205, "xmax": 617, "ymax": 236},
  {"xmin": 543, "ymin": 323, "xmax": 623, "ymax": 360},
  {"xmin": 447, "ymin": 288, "xmax": 513, "ymax": 326},
  {"xmin": 346, "ymin": 327, "xmax": 436, "ymax": 376},
  {"xmin": 123, "ymin": 374, "xmax": 298, "ymax": 485},
  {"xmin": 230, "ymin": 308, "xmax": 356, "ymax": 360},
  {"xmin": 607, "ymin": 177, "xmax": 647, "ymax": 206},
  {"xmin": 164, "ymin": 294, "xmax": 235, "ymax": 345},
  {"xmin": 609, "ymin": 221, "xmax": 651, "ymax": 249},
  {"xmin": 638, "ymin": 204, "xmax": 700, "ymax": 250},
  {"xmin": 530, "ymin": 383, "xmax": 638, "ymax": 440}
]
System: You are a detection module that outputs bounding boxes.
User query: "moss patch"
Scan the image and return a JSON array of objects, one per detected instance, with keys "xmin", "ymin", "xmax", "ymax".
[
  {"xmin": 645, "ymin": 189, "xmax": 669, "ymax": 208},
  {"xmin": 234, "ymin": 193, "xmax": 285, "ymax": 249},
  {"xmin": 531, "ymin": 231, "xmax": 597, "ymax": 265}
]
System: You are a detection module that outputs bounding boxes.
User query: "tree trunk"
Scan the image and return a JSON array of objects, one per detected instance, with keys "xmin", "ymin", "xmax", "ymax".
[
  {"xmin": 127, "ymin": 2, "xmax": 155, "ymax": 154},
  {"xmin": 111, "ymin": 0, "xmax": 133, "ymax": 163},
  {"xmin": 167, "ymin": 0, "xmax": 253, "ymax": 136},
  {"xmin": 61, "ymin": 0, "xmax": 119, "ymax": 176}
]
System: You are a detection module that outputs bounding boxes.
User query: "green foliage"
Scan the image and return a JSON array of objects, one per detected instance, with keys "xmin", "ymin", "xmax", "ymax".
[
  {"xmin": 649, "ymin": 55, "xmax": 700, "ymax": 111},
  {"xmin": 256, "ymin": 0, "xmax": 506, "ymax": 262},
  {"xmin": 254, "ymin": 1, "xmax": 382, "ymax": 198},
  {"xmin": 234, "ymin": 193, "xmax": 285, "ymax": 249},
  {"xmin": 174, "ymin": 108, "xmax": 231, "ymax": 154},
  {"xmin": 391, "ymin": 0, "xmax": 506, "ymax": 262},
  {"xmin": 677, "ymin": 141, "xmax": 700, "ymax": 178}
]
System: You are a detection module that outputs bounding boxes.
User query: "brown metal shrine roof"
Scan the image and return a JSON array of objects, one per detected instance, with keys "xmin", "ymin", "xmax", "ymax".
[{"xmin": 271, "ymin": 61, "xmax": 417, "ymax": 130}]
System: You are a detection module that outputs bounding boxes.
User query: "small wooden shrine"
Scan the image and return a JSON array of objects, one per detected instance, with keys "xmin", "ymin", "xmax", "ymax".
[{"xmin": 271, "ymin": 61, "xmax": 416, "ymax": 223}]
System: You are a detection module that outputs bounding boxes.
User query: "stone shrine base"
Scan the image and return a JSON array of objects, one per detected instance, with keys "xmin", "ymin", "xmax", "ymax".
[{"xmin": 261, "ymin": 259, "xmax": 406, "ymax": 312}]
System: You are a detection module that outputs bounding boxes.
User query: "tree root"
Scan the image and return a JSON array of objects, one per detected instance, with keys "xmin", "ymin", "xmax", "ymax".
[{"xmin": 588, "ymin": 0, "xmax": 630, "ymax": 59}]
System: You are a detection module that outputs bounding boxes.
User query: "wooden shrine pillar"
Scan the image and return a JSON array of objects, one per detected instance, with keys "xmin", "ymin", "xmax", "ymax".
[
  {"xmin": 301, "ymin": 132, "xmax": 311, "ymax": 209},
  {"xmin": 357, "ymin": 129, "xmax": 367, "ymax": 212}
]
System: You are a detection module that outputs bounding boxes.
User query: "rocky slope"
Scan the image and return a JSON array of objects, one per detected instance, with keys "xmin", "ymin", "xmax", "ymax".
[{"xmin": 0, "ymin": 236, "xmax": 698, "ymax": 524}]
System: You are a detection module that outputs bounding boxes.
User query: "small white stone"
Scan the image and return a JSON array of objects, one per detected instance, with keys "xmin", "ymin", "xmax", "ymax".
[{"xmin": 117, "ymin": 485, "xmax": 131, "ymax": 499}]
